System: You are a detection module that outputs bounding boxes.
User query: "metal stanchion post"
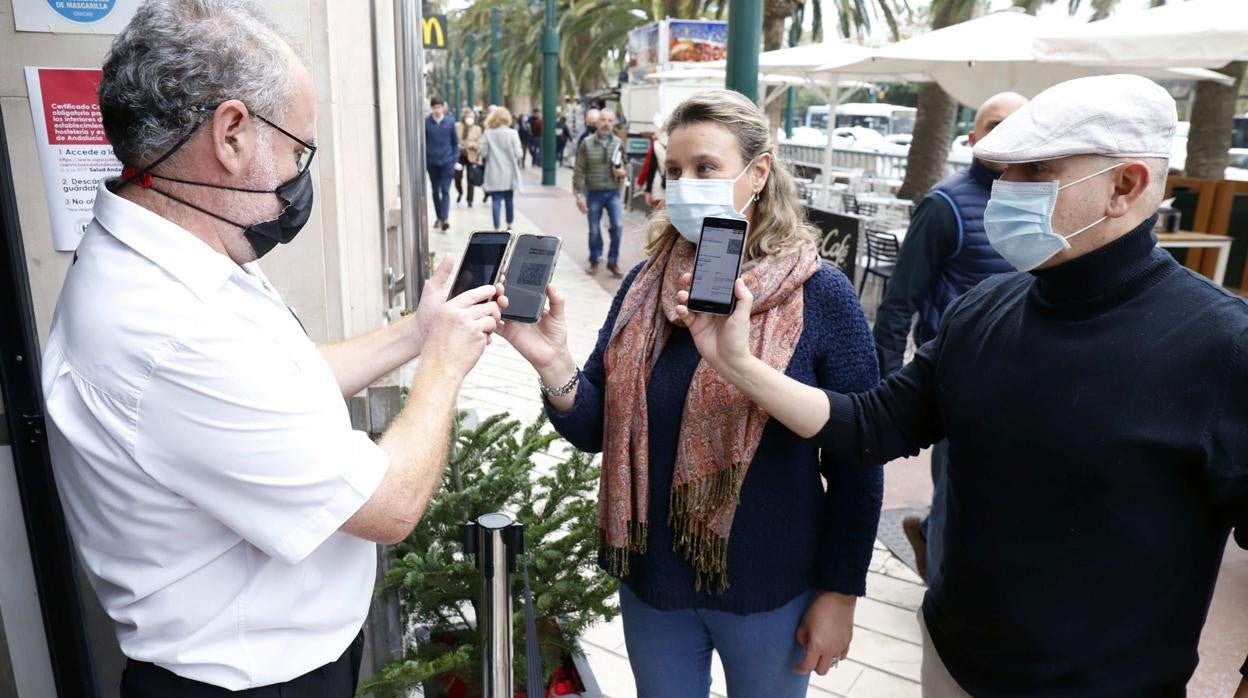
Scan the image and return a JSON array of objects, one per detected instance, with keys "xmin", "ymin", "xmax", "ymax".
[{"xmin": 462, "ymin": 513, "xmax": 524, "ymax": 698}]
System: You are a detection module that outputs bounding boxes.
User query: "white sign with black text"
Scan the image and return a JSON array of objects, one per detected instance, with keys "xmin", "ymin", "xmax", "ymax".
[{"xmin": 12, "ymin": 0, "xmax": 140, "ymax": 35}]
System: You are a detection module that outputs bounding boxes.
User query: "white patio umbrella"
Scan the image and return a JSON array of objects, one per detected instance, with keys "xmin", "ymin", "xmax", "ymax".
[
  {"xmin": 705, "ymin": 41, "xmax": 875, "ymax": 79},
  {"xmin": 1033, "ymin": 0, "xmax": 1248, "ymax": 69},
  {"xmin": 796, "ymin": 9, "xmax": 1230, "ymax": 206},
  {"xmin": 645, "ymin": 67, "xmax": 815, "ymax": 88},
  {"xmin": 810, "ymin": 9, "xmax": 1232, "ymax": 108}
]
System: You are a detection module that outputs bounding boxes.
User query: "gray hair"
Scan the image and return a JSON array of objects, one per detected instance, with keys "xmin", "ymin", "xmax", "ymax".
[{"xmin": 99, "ymin": 0, "xmax": 296, "ymax": 165}]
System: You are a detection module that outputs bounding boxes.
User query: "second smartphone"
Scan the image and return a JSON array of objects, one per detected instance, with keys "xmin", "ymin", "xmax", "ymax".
[
  {"xmin": 450, "ymin": 230, "xmax": 513, "ymax": 298},
  {"xmin": 687, "ymin": 216, "xmax": 748, "ymax": 315},
  {"xmin": 502, "ymin": 234, "xmax": 562, "ymax": 323}
]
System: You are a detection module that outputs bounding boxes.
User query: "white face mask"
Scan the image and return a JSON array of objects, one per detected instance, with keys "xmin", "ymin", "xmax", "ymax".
[
  {"xmin": 665, "ymin": 158, "xmax": 757, "ymax": 243},
  {"xmin": 984, "ymin": 163, "xmax": 1122, "ymax": 271},
  {"xmin": 465, "ymin": 117, "xmax": 475, "ymax": 126}
]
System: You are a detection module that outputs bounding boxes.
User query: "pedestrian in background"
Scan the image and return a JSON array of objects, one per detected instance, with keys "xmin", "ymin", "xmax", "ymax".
[
  {"xmin": 637, "ymin": 112, "xmax": 668, "ymax": 210},
  {"xmin": 578, "ymin": 107, "xmax": 600, "ymax": 149},
  {"xmin": 573, "ymin": 108, "xmax": 626, "ymax": 277},
  {"xmin": 870, "ymin": 92, "xmax": 1027, "ymax": 585},
  {"xmin": 527, "ymin": 108, "xmax": 543, "ymax": 166},
  {"xmin": 555, "ymin": 111, "xmax": 570, "ymax": 167},
  {"xmin": 517, "ymin": 109, "xmax": 533, "ymax": 168},
  {"xmin": 425, "ymin": 95, "xmax": 458, "ymax": 231},
  {"xmin": 480, "ymin": 106, "xmax": 523, "ymax": 231},
  {"xmin": 454, "ymin": 109, "xmax": 483, "ymax": 208}
]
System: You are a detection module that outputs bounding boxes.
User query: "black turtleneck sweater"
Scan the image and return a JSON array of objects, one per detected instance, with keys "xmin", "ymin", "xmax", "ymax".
[{"xmin": 820, "ymin": 215, "xmax": 1248, "ymax": 696}]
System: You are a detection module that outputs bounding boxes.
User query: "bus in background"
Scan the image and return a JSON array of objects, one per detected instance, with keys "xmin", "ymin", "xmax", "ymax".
[{"xmin": 804, "ymin": 103, "xmax": 918, "ymax": 138}]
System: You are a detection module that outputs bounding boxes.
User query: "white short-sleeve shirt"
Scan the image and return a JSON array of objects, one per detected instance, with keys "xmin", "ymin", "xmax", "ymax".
[{"xmin": 41, "ymin": 183, "xmax": 390, "ymax": 690}]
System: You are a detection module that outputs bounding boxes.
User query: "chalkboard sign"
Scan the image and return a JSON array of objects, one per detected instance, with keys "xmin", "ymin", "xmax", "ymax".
[{"xmin": 805, "ymin": 205, "xmax": 862, "ymax": 280}]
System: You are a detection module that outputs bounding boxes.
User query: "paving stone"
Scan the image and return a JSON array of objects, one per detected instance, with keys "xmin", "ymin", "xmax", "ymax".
[
  {"xmin": 808, "ymin": 657, "xmax": 866, "ymax": 695},
  {"xmin": 865, "ymin": 571, "xmax": 926, "ymax": 613},
  {"xmin": 854, "ymin": 596, "xmax": 922, "ymax": 645},
  {"xmin": 846, "ymin": 626, "xmax": 922, "ymax": 683},
  {"xmin": 881, "ymin": 555, "xmax": 925, "ymax": 585},
  {"xmin": 846, "ymin": 666, "xmax": 922, "ymax": 698}
]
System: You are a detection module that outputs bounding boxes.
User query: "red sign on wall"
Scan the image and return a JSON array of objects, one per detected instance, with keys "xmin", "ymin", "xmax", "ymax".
[{"xmin": 38, "ymin": 69, "xmax": 109, "ymax": 146}]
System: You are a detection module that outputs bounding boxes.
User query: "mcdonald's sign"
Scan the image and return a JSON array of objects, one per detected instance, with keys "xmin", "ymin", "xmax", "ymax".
[{"xmin": 423, "ymin": 14, "xmax": 448, "ymax": 49}]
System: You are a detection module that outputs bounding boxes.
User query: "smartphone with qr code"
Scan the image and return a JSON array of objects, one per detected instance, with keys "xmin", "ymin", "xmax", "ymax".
[
  {"xmin": 687, "ymin": 216, "xmax": 748, "ymax": 316},
  {"xmin": 451, "ymin": 231, "xmax": 514, "ymax": 299},
  {"xmin": 501, "ymin": 234, "xmax": 562, "ymax": 323}
]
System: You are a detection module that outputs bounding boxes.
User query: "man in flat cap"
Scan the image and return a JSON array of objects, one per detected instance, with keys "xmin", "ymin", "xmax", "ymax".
[{"xmin": 679, "ymin": 74, "xmax": 1248, "ymax": 695}]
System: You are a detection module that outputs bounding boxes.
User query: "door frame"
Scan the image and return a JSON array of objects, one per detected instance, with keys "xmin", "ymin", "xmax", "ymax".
[{"xmin": 0, "ymin": 107, "xmax": 98, "ymax": 698}]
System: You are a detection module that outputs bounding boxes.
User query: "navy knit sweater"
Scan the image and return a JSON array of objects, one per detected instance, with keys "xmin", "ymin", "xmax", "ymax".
[
  {"xmin": 821, "ymin": 216, "xmax": 1248, "ymax": 695},
  {"xmin": 547, "ymin": 260, "xmax": 883, "ymax": 614}
]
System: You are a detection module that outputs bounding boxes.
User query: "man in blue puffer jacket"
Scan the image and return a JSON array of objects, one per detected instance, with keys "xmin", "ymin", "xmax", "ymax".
[{"xmin": 871, "ymin": 91, "xmax": 1026, "ymax": 584}]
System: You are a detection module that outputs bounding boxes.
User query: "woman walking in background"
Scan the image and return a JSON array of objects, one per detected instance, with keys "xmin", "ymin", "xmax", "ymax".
[
  {"xmin": 479, "ymin": 107, "xmax": 523, "ymax": 231},
  {"xmin": 500, "ymin": 90, "xmax": 882, "ymax": 697},
  {"xmin": 454, "ymin": 109, "xmax": 483, "ymax": 207}
]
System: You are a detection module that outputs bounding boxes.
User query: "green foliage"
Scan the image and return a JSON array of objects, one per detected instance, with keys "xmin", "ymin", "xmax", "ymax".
[{"xmin": 362, "ymin": 412, "xmax": 618, "ymax": 698}]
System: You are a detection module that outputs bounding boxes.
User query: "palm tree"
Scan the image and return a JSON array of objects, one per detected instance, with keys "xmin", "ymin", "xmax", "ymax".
[
  {"xmin": 1186, "ymin": 61, "xmax": 1246, "ymax": 179},
  {"xmin": 895, "ymin": 0, "xmax": 975, "ymax": 202}
]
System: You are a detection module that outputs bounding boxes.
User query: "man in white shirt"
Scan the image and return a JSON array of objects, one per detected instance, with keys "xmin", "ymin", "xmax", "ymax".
[{"xmin": 40, "ymin": 1, "xmax": 505, "ymax": 694}]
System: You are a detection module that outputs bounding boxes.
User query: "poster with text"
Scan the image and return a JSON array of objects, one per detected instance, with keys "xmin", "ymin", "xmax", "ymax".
[
  {"xmin": 12, "ymin": 0, "xmax": 140, "ymax": 34},
  {"xmin": 24, "ymin": 67, "xmax": 121, "ymax": 251}
]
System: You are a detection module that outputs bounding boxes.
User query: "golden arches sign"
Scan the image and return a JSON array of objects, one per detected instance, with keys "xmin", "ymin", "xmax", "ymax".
[{"xmin": 423, "ymin": 15, "xmax": 447, "ymax": 49}]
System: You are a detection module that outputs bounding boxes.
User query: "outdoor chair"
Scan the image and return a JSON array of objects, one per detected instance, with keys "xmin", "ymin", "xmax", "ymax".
[
  {"xmin": 841, "ymin": 192, "xmax": 860, "ymax": 215},
  {"xmin": 858, "ymin": 228, "xmax": 901, "ymax": 299}
]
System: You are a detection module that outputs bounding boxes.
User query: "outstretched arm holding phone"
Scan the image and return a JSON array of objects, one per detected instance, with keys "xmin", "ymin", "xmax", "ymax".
[
  {"xmin": 674, "ymin": 271, "xmax": 941, "ymax": 464},
  {"xmin": 319, "ymin": 257, "xmax": 503, "ymax": 398}
]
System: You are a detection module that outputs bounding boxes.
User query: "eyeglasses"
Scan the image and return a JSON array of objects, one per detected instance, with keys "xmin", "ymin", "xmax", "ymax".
[
  {"xmin": 191, "ymin": 105, "xmax": 317, "ymax": 174},
  {"xmin": 253, "ymin": 113, "xmax": 317, "ymax": 174}
]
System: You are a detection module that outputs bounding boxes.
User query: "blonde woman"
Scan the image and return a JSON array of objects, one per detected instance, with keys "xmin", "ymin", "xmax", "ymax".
[
  {"xmin": 500, "ymin": 90, "xmax": 881, "ymax": 696},
  {"xmin": 453, "ymin": 109, "xmax": 483, "ymax": 206},
  {"xmin": 478, "ymin": 106, "xmax": 523, "ymax": 230}
]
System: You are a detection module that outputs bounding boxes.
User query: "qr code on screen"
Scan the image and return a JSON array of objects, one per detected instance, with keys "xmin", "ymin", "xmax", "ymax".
[
  {"xmin": 727, "ymin": 237, "xmax": 743, "ymax": 255},
  {"xmin": 517, "ymin": 263, "xmax": 547, "ymax": 285}
]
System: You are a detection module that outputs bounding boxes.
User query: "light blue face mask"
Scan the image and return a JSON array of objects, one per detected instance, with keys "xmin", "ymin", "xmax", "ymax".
[
  {"xmin": 984, "ymin": 163, "xmax": 1123, "ymax": 272},
  {"xmin": 665, "ymin": 158, "xmax": 756, "ymax": 243}
]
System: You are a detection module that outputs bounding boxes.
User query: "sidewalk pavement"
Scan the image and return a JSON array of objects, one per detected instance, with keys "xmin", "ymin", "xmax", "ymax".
[{"xmin": 424, "ymin": 179, "xmax": 927, "ymax": 698}]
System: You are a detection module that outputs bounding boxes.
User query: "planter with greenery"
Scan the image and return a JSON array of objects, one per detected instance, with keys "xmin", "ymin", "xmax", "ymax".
[{"xmin": 361, "ymin": 412, "xmax": 618, "ymax": 698}]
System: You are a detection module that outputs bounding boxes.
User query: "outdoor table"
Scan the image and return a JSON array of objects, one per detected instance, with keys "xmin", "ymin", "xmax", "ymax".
[{"xmin": 1157, "ymin": 231, "xmax": 1234, "ymax": 286}]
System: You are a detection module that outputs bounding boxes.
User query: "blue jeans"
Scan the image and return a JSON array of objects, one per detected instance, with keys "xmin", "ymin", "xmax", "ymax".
[
  {"xmin": 586, "ymin": 189, "xmax": 622, "ymax": 265},
  {"xmin": 427, "ymin": 162, "xmax": 453, "ymax": 223},
  {"xmin": 619, "ymin": 584, "xmax": 813, "ymax": 698},
  {"xmin": 490, "ymin": 190, "xmax": 514, "ymax": 230}
]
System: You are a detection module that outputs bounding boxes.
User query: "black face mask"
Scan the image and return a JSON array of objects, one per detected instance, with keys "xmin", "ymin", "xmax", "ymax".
[{"xmin": 119, "ymin": 109, "xmax": 317, "ymax": 259}]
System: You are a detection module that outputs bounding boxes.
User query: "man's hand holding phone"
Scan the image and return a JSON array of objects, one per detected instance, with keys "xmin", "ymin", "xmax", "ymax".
[{"xmin": 422, "ymin": 277, "xmax": 507, "ymax": 380}]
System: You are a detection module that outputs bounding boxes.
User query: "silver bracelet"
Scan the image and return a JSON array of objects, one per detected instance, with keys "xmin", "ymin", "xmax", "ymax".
[{"xmin": 539, "ymin": 367, "xmax": 581, "ymax": 398}]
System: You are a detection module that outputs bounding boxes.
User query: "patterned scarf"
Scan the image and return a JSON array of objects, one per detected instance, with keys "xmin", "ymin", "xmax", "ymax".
[{"xmin": 600, "ymin": 234, "xmax": 820, "ymax": 592}]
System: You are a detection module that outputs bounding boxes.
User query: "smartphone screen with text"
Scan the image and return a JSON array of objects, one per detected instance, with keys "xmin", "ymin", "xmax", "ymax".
[{"xmin": 687, "ymin": 216, "xmax": 748, "ymax": 315}]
